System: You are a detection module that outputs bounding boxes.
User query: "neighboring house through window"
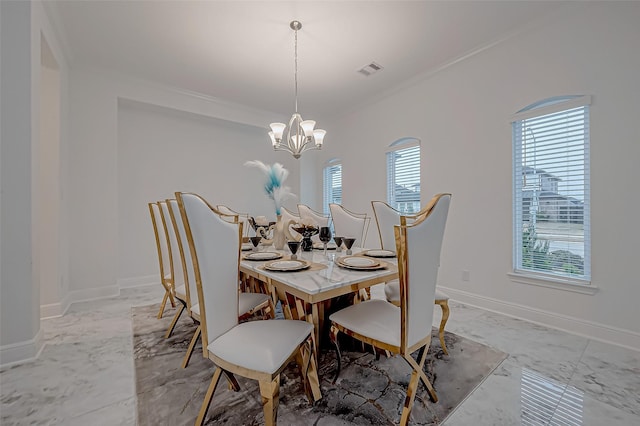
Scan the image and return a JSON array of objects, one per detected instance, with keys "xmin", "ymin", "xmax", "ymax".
[
  {"xmin": 387, "ymin": 138, "xmax": 420, "ymax": 213},
  {"xmin": 512, "ymin": 95, "xmax": 591, "ymax": 283},
  {"xmin": 323, "ymin": 159, "xmax": 342, "ymax": 216}
]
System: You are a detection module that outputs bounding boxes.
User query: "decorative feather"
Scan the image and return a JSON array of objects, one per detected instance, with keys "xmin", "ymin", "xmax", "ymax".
[{"xmin": 244, "ymin": 160, "xmax": 296, "ymax": 215}]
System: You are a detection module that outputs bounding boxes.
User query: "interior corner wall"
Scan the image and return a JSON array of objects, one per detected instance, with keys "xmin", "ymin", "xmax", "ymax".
[
  {"xmin": 67, "ymin": 68, "xmax": 299, "ymax": 293},
  {"xmin": 317, "ymin": 3, "xmax": 640, "ymax": 348},
  {"xmin": 116, "ymin": 100, "xmax": 299, "ymax": 282}
]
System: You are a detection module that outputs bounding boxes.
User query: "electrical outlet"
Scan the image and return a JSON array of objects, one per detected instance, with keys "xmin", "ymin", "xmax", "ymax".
[{"xmin": 462, "ymin": 270, "xmax": 470, "ymax": 282}]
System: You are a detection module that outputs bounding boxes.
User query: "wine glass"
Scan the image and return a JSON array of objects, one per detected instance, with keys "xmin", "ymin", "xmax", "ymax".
[
  {"xmin": 342, "ymin": 237, "xmax": 356, "ymax": 255},
  {"xmin": 287, "ymin": 240, "xmax": 301, "ymax": 260},
  {"xmin": 319, "ymin": 226, "xmax": 332, "ymax": 256},
  {"xmin": 249, "ymin": 236, "xmax": 262, "ymax": 252},
  {"xmin": 333, "ymin": 236, "xmax": 343, "ymax": 253}
]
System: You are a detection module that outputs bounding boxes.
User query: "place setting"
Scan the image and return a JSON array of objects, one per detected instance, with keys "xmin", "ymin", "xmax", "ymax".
[{"xmin": 335, "ymin": 255, "xmax": 388, "ymax": 271}]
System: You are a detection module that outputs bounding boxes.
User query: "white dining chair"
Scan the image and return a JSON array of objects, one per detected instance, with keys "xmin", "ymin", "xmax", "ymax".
[
  {"xmin": 372, "ymin": 196, "xmax": 452, "ymax": 354},
  {"xmin": 216, "ymin": 204, "xmax": 250, "ymax": 239},
  {"xmin": 330, "ymin": 193, "xmax": 451, "ymax": 426},
  {"xmin": 148, "ymin": 202, "xmax": 176, "ymax": 318},
  {"xmin": 176, "ymin": 192, "xmax": 321, "ymax": 425},
  {"xmin": 166, "ymin": 199, "xmax": 274, "ymax": 368},
  {"xmin": 329, "ymin": 203, "xmax": 371, "ymax": 248}
]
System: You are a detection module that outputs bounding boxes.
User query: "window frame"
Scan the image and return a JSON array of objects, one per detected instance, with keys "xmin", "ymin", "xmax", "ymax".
[
  {"xmin": 387, "ymin": 138, "xmax": 421, "ymax": 214},
  {"xmin": 322, "ymin": 158, "xmax": 342, "ymax": 216},
  {"xmin": 510, "ymin": 95, "xmax": 595, "ymax": 293}
]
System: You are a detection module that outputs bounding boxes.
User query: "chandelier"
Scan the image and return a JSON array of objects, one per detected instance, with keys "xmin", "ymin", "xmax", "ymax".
[{"xmin": 269, "ymin": 20, "xmax": 325, "ymax": 159}]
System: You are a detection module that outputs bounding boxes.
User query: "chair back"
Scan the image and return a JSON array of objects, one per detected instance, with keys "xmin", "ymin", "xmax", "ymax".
[
  {"xmin": 396, "ymin": 193, "xmax": 451, "ymax": 352},
  {"xmin": 372, "ymin": 194, "xmax": 445, "ymax": 251},
  {"xmin": 160, "ymin": 201, "xmax": 183, "ymax": 299},
  {"xmin": 149, "ymin": 202, "xmax": 173, "ymax": 285},
  {"xmin": 167, "ymin": 199, "xmax": 195, "ymax": 310},
  {"xmin": 329, "ymin": 203, "xmax": 371, "ymax": 248},
  {"xmin": 297, "ymin": 204, "xmax": 330, "ymax": 243},
  {"xmin": 216, "ymin": 205, "xmax": 250, "ymax": 238},
  {"xmin": 177, "ymin": 192, "xmax": 241, "ymax": 352},
  {"xmin": 371, "ymin": 201, "xmax": 401, "ymax": 251}
]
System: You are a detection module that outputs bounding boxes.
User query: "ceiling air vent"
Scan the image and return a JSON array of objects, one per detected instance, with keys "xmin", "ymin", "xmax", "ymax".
[{"xmin": 357, "ymin": 62, "xmax": 383, "ymax": 77}]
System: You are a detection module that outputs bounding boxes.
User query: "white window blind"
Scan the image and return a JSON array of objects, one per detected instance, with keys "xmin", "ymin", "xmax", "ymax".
[
  {"xmin": 512, "ymin": 95, "xmax": 591, "ymax": 282},
  {"xmin": 387, "ymin": 141, "xmax": 420, "ymax": 213},
  {"xmin": 323, "ymin": 161, "xmax": 342, "ymax": 216}
]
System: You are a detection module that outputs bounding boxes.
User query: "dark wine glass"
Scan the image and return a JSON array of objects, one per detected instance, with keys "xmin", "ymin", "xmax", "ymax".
[
  {"xmin": 287, "ymin": 240, "xmax": 301, "ymax": 260},
  {"xmin": 249, "ymin": 236, "xmax": 262, "ymax": 252},
  {"xmin": 342, "ymin": 237, "xmax": 356, "ymax": 255},
  {"xmin": 319, "ymin": 227, "xmax": 332, "ymax": 256},
  {"xmin": 333, "ymin": 236, "xmax": 343, "ymax": 253}
]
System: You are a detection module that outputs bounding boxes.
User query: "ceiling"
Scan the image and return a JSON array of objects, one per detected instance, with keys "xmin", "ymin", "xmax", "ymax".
[{"xmin": 46, "ymin": 1, "xmax": 577, "ymax": 120}]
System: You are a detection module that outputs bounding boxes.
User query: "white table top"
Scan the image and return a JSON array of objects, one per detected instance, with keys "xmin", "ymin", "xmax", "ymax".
[{"xmin": 240, "ymin": 247, "xmax": 398, "ymax": 301}]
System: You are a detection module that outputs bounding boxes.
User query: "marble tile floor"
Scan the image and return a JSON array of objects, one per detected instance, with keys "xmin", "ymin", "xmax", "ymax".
[{"xmin": 1, "ymin": 284, "xmax": 639, "ymax": 425}]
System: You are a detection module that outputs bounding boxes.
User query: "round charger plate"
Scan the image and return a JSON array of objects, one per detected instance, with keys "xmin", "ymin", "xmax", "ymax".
[
  {"xmin": 263, "ymin": 259, "xmax": 311, "ymax": 272},
  {"xmin": 243, "ymin": 251, "xmax": 283, "ymax": 261},
  {"xmin": 336, "ymin": 256, "xmax": 382, "ymax": 270},
  {"xmin": 363, "ymin": 249, "xmax": 396, "ymax": 258}
]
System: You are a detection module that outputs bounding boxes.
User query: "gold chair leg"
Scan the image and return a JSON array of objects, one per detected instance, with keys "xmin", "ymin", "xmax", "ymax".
[
  {"xmin": 259, "ymin": 376, "xmax": 280, "ymax": 426},
  {"xmin": 400, "ymin": 345, "xmax": 438, "ymax": 425},
  {"xmin": 195, "ymin": 367, "xmax": 223, "ymax": 426},
  {"xmin": 157, "ymin": 291, "xmax": 169, "ymax": 319},
  {"xmin": 181, "ymin": 325, "xmax": 201, "ymax": 369},
  {"xmin": 436, "ymin": 299, "xmax": 450, "ymax": 355},
  {"xmin": 165, "ymin": 304, "xmax": 185, "ymax": 339},
  {"xmin": 223, "ymin": 371, "xmax": 241, "ymax": 392},
  {"xmin": 404, "ymin": 347, "xmax": 438, "ymax": 403},
  {"xmin": 306, "ymin": 336, "xmax": 322, "ymax": 402},
  {"xmin": 399, "ymin": 362, "xmax": 421, "ymax": 426}
]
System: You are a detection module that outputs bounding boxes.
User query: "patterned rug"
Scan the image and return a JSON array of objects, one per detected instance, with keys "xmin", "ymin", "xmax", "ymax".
[{"xmin": 133, "ymin": 303, "xmax": 507, "ymax": 425}]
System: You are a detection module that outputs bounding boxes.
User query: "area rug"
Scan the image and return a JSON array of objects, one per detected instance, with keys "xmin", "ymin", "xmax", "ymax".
[{"xmin": 133, "ymin": 303, "xmax": 507, "ymax": 425}]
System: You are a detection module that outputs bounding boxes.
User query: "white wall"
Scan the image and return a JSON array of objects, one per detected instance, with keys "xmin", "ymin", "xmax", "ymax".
[
  {"xmin": 68, "ymin": 68, "xmax": 300, "ymax": 293},
  {"xmin": 38, "ymin": 41, "xmax": 62, "ymax": 312},
  {"xmin": 314, "ymin": 3, "xmax": 640, "ymax": 349},
  {"xmin": 117, "ymin": 100, "xmax": 299, "ymax": 282}
]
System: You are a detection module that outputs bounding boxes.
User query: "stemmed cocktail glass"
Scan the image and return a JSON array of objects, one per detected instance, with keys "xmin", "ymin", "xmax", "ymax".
[
  {"xmin": 343, "ymin": 237, "xmax": 356, "ymax": 255},
  {"xmin": 319, "ymin": 227, "xmax": 332, "ymax": 257},
  {"xmin": 287, "ymin": 240, "xmax": 301, "ymax": 260},
  {"xmin": 249, "ymin": 236, "xmax": 262, "ymax": 252}
]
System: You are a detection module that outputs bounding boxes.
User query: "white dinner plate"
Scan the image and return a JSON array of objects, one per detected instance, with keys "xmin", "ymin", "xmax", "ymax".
[
  {"xmin": 363, "ymin": 249, "xmax": 396, "ymax": 258},
  {"xmin": 241, "ymin": 243, "xmax": 253, "ymax": 251},
  {"xmin": 243, "ymin": 251, "xmax": 283, "ymax": 261},
  {"xmin": 263, "ymin": 259, "xmax": 311, "ymax": 272},
  {"xmin": 336, "ymin": 256, "xmax": 383, "ymax": 270}
]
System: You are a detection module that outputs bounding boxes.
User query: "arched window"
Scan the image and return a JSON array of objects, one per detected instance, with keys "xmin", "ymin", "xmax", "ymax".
[
  {"xmin": 322, "ymin": 158, "xmax": 342, "ymax": 216},
  {"xmin": 512, "ymin": 95, "xmax": 591, "ymax": 283},
  {"xmin": 387, "ymin": 138, "xmax": 420, "ymax": 213}
]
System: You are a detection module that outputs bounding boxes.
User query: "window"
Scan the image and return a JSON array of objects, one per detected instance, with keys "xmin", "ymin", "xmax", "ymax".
[
  {"xmin": 323, "ymin": 159, "xmax": 342, "ymax": 216},
  {"xmin": 512, "ymin": 96, "xmax": 591, "ymax": 283},
  {"xmin": 387, "ymin": 138, "xmax": 420, "ymax": 213}
]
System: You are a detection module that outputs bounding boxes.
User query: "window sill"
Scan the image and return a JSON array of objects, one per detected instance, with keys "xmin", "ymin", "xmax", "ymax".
[{"xmin": 508, "ymin": 272, "xmax": 599, "ymax": 295}]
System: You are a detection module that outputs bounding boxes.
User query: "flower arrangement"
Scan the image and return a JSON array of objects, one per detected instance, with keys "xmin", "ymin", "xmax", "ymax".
[{"xmin": 244, "ymin": 160, "xmax": 295, "ymax": 216}]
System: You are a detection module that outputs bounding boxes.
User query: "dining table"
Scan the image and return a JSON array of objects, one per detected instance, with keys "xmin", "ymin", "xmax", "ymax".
[{"xmin": 239, "ymin": 247, "xmax": 399, "ymax": 358}]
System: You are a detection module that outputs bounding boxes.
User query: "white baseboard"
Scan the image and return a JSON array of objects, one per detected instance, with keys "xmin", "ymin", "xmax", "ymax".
[
  {"xmin": 40, "ymin": 294, "xmax": 71, "ymax": 319},
  {"xmin": 117, "ymin": 275, "xmax": 157, "ymax": 289},
  {"xmin": 67, "ymin": 284, "xmax": 120, "ymax": 305},
  {"xmin": 0, "ymin": 328, "xmax": 44, "ymax": 368},
  {"xmin": 441, "ymin": 286, "xmax": 640, "ymax": 353}
]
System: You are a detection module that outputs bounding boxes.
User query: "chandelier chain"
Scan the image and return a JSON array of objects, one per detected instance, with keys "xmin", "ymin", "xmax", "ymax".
[{"xmin": 294, "ymin": 25, "xmax": 298, "ymax": 113}]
